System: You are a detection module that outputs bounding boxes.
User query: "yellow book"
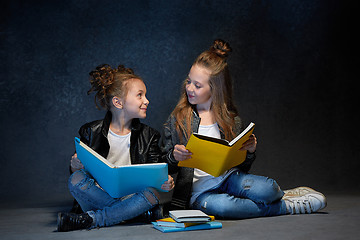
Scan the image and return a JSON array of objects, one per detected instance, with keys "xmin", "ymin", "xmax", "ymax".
[{"xmin": 179, "ymin": 122, "xmax": 255, "ymax": 177}]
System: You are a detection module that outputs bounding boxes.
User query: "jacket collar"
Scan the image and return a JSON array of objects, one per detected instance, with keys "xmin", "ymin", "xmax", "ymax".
[
  {"xmin": 101, "ymin": 111, "xmax": 141, "ymax": 137},
  {"xmin": 102, "ymin": 111, "xmax": 112, "ymax": 137}
]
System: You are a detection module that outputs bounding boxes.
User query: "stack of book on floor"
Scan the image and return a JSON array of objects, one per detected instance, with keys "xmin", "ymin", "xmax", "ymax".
[{"xmin": 152, "ymin": 210, "xmax": 222, "ymax": 233}]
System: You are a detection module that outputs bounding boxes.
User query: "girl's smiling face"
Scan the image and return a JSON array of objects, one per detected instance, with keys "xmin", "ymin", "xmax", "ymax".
[
  {"xmin": 122, "ymin": 79, "xmax": 149, "ymax": 119},
  {"xmin": 186, "ymin": 64, "xmax": 212, "ymax": 109}
]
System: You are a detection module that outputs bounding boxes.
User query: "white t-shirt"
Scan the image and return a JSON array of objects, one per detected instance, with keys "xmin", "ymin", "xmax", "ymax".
[
  {"xmin": 191, "ymin": 123, "xmax": 236, "ymax": 205},
  {"xmin": 106, "ymin": 129, "xmax": 131, "ymax": 166}
]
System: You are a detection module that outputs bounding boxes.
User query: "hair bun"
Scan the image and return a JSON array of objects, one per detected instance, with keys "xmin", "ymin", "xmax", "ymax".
[
  {"xmin": 88, "ymin": 63, "xmax": 141, "ymax": 110},
  {"xmin": 210, "ymin": 39, "xmax": 232, "ymax": 58},
  {"xmin": 116, "ymin": 65, "xmax": 134, "ymax": 75},
  {"xmin": 89, "ymin": 64, "xmax": 115, "ymax": 90}
]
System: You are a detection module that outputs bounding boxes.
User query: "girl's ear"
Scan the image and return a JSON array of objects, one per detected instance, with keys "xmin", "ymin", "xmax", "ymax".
[{"xmin": 112, "ymin": 96, "xmax": 123, "ymax": 109}]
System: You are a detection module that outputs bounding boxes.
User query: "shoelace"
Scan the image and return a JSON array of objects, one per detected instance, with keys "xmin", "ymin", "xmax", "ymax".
[{"xmin": 287, "ymin": 197, "xmax": 312, "ymax": 214}]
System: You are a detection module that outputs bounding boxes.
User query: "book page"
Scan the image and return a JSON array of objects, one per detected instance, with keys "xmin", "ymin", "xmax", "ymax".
[
  {"xmin": 193, "ymin": 133, "xmax": 230, "ymax": 146},
  {"xmin": 78, "ymin": 139, "xmax": 116, "ymax": 168},
  {"xmin": 229, "ymin": 122, "xmax": 255, "ymax": 146}
]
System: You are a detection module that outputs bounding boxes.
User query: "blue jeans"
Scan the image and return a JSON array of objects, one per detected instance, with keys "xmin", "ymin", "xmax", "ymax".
[
  {"xmin": 191, "ymin": 170, "xmax": 287, "ymax": 219},
  {"xmin": 68, "ymin": 170, "xmax": 159, "ymax": 228}
]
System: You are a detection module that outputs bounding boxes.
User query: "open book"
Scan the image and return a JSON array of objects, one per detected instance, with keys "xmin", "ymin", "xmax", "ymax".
[
  {"xmin": 178, "ymin": 122, "xmax": 255, "ymax": 177},
  {"xmin": 74, "ymin": 137, "xmax": 168, "ymax": 198}
]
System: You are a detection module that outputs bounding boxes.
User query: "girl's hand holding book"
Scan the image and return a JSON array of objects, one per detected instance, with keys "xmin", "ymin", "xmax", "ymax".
[
  {"xmin": 173, "ymin": 144, "xmax": 192, "ymax": 161},
  {"xmin": 70, "ymin": 153, "xmax": 84, "ymax": 173},
  {"xmin": 239, "ymin": 134, "xmax": 257, "ymax": 153},
  {"xmin": 161, "ymin": 175, "xmax": 175, "ymax": 191}
]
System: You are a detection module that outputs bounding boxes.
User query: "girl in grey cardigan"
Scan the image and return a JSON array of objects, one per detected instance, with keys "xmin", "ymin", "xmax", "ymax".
[{"xmin": 162, "ymin": 39, "xmax": 326, "ymax": 219}]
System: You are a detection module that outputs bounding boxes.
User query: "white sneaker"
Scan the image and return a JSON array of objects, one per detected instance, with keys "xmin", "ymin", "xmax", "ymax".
[
  {"xmin": 283, "ymin": 186, "xmax": 320, "ymax": 197},
  {"xmin": 283, "ymin": 190, "xmax": 327, "ymax": 214}
]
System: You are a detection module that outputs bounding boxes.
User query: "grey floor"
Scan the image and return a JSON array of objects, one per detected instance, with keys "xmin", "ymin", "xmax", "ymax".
[{"xmin": 1, "ymin": 194, "xmax": 359, "ymax": 240}]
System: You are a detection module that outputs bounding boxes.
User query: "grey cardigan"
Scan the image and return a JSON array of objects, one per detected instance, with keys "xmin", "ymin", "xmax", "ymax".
[{"xmin": 162, "ymin": 111, "xmax": 256, "ymax": 209}]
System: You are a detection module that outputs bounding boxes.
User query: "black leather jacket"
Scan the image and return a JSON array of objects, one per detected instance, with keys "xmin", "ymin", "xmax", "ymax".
[
  {"xmin": 78, "ymin": 111, "xmax": 163, "ymax": 166},
  {"xmin": 70, "ymin": 111, "xmax": 163, "ymax": 213}
]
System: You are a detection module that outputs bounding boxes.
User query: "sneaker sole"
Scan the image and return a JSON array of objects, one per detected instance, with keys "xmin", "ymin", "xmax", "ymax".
[{"xmin": 57, "ymin": 213, "xmax": 64, "ymax": 232}]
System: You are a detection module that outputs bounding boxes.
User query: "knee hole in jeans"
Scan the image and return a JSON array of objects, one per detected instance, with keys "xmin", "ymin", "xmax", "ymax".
[
  {"xmin": 143, "ymin": 188, "xmax": 159, "ymax": 205},
  {"xmin": 70, "ymin": 171, "xmax": 90, "ymax": 191},
  {"xmin": 242, "ymin": 179, "xmax": 254, "ymax": 190},
  {"xmin": 259, "ymin": 178, "xmax": 282, "ymax": 204}
]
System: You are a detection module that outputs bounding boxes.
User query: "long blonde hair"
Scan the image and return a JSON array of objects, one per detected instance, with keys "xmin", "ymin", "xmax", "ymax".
[{"xmin": 172, "ymin": 39, "xmax": 238, "ymax": 141}]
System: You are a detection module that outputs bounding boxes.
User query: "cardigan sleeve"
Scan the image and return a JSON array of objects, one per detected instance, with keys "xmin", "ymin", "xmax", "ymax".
[
  {"xmin": 232, "ymin": 116, "xmax": 256, "ymax": 172},
  {"xmin": 161, "ymin": 115, "xmax": 181, "ymax": 175}
]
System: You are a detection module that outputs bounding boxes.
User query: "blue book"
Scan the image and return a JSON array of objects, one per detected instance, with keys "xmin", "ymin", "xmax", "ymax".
[
  {"xmin": 74, "ymin": 137, "xmax": 168, "ymax": 198},
  {"xmin": 152, "ymin": 221, "xmax": 222, "ymax": 233}
]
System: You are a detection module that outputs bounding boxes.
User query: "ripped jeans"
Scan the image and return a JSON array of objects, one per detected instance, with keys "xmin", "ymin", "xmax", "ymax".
[
  {"xmin": 68, "ymin": 170, "xmax": 159, "ymax": 228},
  {"xmin": 191, "ymin": 170, "xmax": 287, "ymax": 219}
]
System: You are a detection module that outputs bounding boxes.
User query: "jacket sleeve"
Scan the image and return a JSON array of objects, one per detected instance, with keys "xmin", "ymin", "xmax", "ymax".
[
  {"xmin": 70, "ymin": 122, "xmax": 97, "ymax": 173},
  {"xmin": 68, "ymin": 124, "xmax": 90, "ymax": 174},
  {"xmin": 146, "ymin": 129, "xmax": 163, "ymax": 164},
  {"xmin": 78, "ymin": 124, "xmax": 92, "ymax": 146}
]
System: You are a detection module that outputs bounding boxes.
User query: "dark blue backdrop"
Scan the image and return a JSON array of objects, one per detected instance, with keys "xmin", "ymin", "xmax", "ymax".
[{"xmin": 0, "ymin": 0, "xmax": 357, "ymax": 206}]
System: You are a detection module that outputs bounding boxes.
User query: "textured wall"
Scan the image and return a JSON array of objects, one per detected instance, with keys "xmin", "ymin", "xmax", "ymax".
[{"xmin": 0, "ymin": 0, "xmax": 357, "ymax": 206}]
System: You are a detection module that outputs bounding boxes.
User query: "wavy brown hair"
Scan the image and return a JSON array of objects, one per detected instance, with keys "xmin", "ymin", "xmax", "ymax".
[
  {"xmin": 172, "ymin": 39, "xmax": 239, "ymax": 141},
  {"xmin": 87, "ymin": 64, "xmax": 142, "ymax": 110}
]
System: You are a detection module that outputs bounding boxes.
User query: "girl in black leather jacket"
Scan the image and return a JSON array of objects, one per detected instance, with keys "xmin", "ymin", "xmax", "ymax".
[{"xmin": 57, "ymin": 64, "xmax": 174, "ymax": 232}]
